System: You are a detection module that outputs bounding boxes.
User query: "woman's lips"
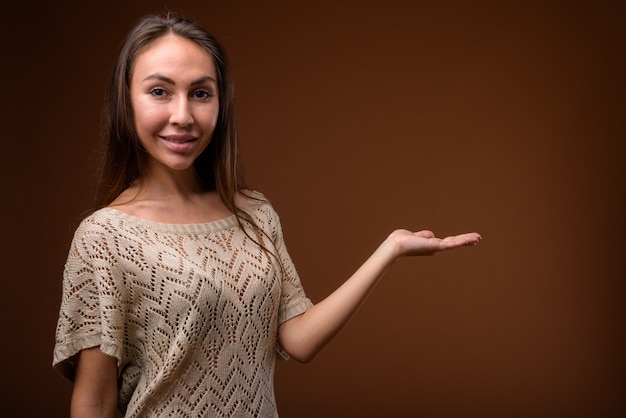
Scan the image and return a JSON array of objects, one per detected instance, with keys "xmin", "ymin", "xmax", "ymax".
[{"xmin": 160, "ymin": 134, "xmax": 198, "ymax": 152}]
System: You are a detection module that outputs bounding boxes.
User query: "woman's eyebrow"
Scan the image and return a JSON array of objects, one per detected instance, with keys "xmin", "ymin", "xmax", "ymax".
[{"xmin": 143, "ymin": 73, "xmax": 217, "ymax": 85}]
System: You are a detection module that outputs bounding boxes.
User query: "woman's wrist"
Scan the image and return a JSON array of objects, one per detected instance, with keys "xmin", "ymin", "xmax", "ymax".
[{"xmin": 380, "ymin": 229, "xmax": 407, "ymax": 264}]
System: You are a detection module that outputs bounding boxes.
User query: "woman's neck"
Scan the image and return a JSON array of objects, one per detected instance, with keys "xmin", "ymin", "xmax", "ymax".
[{"xmin": 108, "ymin": 167, "xmax": 234, "ymax": 224}]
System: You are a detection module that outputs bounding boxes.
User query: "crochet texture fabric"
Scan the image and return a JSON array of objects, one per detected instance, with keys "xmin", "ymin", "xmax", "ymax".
[{"xmin": 53, "ymin": 193, "xmax": 312, "ymax": 417}]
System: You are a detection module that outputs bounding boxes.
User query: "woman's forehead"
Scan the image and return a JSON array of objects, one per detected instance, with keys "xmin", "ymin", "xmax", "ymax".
[{"xmin": 133, "ymin": 34, "xmax": 216, "ymax": 79}]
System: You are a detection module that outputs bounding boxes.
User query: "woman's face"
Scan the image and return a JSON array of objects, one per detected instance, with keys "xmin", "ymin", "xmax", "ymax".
[{"xmin": 130, "ymin": 34, "xmax": 219, "ymax": 175}]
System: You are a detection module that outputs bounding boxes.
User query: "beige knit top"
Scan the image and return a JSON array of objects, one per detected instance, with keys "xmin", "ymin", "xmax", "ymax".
[{"xmin": 53, "ymin": 192, "xmax": 312, "ymax": 417}]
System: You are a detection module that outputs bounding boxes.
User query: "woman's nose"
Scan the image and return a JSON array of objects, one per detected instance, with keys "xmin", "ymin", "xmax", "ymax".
[{"xmin": 169, "ymin": 96, "xmax": 194, "ymax": 126}]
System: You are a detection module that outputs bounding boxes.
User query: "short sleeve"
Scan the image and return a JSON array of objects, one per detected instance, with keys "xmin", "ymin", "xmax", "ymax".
[
  {"xmin": 247, "ymin": 196, "xmax": 313, "ymax": 360},
  {"xmin": 248, "ymin": 194, "xmax": 313, "ymax": 324},
  {"xmin": 52, "ymin": 217, "xmax": 125, "ymax": 380},
  {"xmin": 271, "ymin": 212, "xmax": 314, "ymax": 325}
]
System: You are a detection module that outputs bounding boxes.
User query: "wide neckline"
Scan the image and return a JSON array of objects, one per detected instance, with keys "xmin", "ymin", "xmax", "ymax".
[{"xmin": 94, "ymin": 192, "xmax": 263, "ymax": 235}]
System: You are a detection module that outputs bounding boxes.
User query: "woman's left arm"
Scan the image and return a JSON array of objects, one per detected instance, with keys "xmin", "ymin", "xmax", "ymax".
[{"xmin": 277, "ymin": 229, "xmax": 481, "ymax": 363}]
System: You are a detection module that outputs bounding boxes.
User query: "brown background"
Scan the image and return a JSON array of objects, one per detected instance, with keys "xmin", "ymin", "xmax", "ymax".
[{"xmin": 2, "ymin": 0, "xmax": 624, "ymax": 417}]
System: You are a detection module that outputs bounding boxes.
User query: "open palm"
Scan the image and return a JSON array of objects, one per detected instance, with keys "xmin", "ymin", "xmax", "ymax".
[{"xmin": 390, "ymin": 229, "xmax": 482, "ymax": 257}]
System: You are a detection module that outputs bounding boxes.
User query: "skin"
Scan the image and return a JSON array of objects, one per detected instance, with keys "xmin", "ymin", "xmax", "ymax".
[
  {"xmin": 70, "ymin": 34, "xmax": 481, "ymax": 417},
  {"xmin": 71, "ymin": 347, "xmax": 120, "ymax": 418}
]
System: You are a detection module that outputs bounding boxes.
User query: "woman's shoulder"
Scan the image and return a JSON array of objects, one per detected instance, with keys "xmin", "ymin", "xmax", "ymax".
[
  {"xmin": 240, "ymin": 189, "xmax": 287, "ymax": 235},
  {"xmin": 239, "ymin": 189, "xmax": 266, "ymax": 204},
  {"xmin": 239, "ymin": 190, "xmax": 276, "ymax": 214},
  {"xmin": 74, "ymin": 207, "xmax": 125, "ymax": 234},
  {"xmin": 64, "ymin": 208, "xmax": 127, "ymax": 252}
]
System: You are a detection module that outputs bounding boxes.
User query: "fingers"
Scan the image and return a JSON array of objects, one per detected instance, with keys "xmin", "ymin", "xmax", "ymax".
[
  {"xmin": 438, "ymin": 232, "xmax": 481, "ymax": 249},
  {"xmin": 417, "ymin": 230, "xmax": 481, "ymax": 245},
  {"xmin": 460, "ymin": 232, "xmax": 482, "ymax": 245},
  {"xmin": 456, "ymin": 232, "xmax": 482, "ymax": 247},
  {"xmin": 415, "ymin": 230, "xmax": 435, "ymax": 239}
]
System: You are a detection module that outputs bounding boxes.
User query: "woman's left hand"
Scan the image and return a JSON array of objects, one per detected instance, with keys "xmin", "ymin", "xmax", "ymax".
[{"xmin": 387, "ymin": 229, "xmax": 482, "ymax": 258}]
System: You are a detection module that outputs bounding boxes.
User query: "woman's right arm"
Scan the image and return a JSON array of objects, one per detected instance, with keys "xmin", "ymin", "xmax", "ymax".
[{"xmin": 70, "ymin": 347, "xmax": 119, "ymax": 418}]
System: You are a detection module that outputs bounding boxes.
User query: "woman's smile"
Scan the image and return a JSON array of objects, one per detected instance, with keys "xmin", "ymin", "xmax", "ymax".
[{"xmin": 159, "ymin": 134, "xmax": 199, "ymax": 152}]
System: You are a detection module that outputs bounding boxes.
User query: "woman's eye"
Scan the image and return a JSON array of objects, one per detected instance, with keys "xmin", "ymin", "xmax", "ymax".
[
  {"xmin": 149, "ymin": 88, "xmax": 167, "ymax": 97},
  {"xmin": 192, "ymin": 90, "xmax": 213, "ymax": 100}
]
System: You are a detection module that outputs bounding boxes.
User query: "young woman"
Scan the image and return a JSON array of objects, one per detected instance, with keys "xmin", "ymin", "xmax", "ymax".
[{"xmin": 53, "ymin": 14, "xmax": 481, "ymax": 418}]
